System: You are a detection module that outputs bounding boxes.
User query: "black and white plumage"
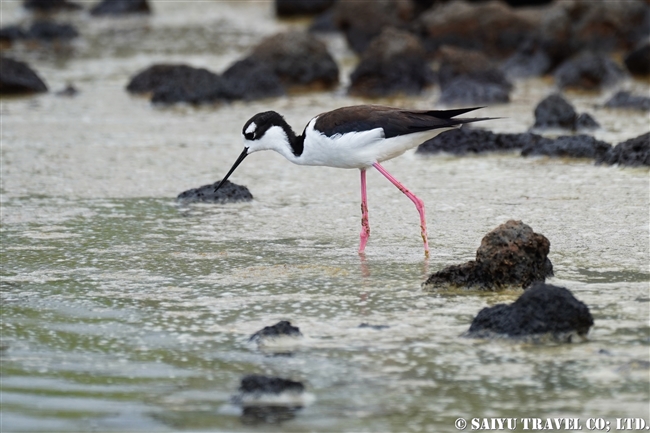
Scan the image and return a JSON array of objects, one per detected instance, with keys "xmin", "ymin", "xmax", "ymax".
[{"xmin": 215, "ymin": 105, "xmax": 492, "ymax": 256}]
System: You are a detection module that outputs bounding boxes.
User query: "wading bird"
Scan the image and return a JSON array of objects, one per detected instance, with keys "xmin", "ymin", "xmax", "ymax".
[{"xmin": 214, "ymin": 105, "xmax": 490, "ymax": 257}]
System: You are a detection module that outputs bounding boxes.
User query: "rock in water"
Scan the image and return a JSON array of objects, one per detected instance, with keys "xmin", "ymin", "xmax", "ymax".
[
  {"xmin": 249, "ymin": 321, "xmax": 303, "ymax": 348},
  {"xmin": 596, "ymin": 133, "xmax": 650, "ymax": 167},
  {"xmin": 0, "ymin": 57, "xmax": 48, "ymax": 94},
  {"xmin": 422, "ymin": 220, "xmax": 553, "ymax": 291},
  {"xmin": 176, "ymin": 180, "xmax": 253, "ymax": 204},
  {"xmin": 465, "ymin": 283, "xmax": 594, "ymax": 342}
]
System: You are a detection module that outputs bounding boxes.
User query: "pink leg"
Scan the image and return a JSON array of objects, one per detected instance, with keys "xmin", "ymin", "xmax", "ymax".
[
  {"xmin": 372, "ymin": 162, "xmax": 430, "ymax": 257},
  {"xmin": 359, "ymin": 168, "xmax": 370, "ymax": 255}
]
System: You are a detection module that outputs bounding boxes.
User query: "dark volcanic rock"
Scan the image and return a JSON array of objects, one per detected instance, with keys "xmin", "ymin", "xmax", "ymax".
[
  {"xmin": 554, "ymin": 52, "xmax": 626, "ymax": 91},
  {"xmin": 533, "ymin": 94, "xmax": 576, "ymax": 129},
  {"xmin": 126, "ymin": 64, "xmax": 227, "ymax": 104},
  {"xmin": 275, "ymin": 0, "xmax": 335, "ymax": 17},
  {"xmin": 28, "ymin": 20, "xmax": 79, "ymax": 40},
  {"xmin": 624, "ymin": 40, "xmax": 650, "ymax": 76},
  {"xmin": 575, "ymin": 113, "xmax": 599, "ymax": 130},
  {"xmin": 249, "ymin": 321, "xmax": 302, "ymax": 344},
  {"xmin": 596, "ymin": 133, "xmax": 650, "ymax": 167},
  {"xmin": 533, "ymin": 93, "xmax": 600, "ymax": 130},
  {"xmin": 500, "ymin": 39, "xmax": 552, "ymax": 79},
  {"xmin": 569, "ymin": 0, "xmax": 648, "ymax": 53},
  {"xmin": 521, "ymin": 135, "xmax": 611, "ymax": 160},
  {"xmin": 437, "ymin": 46, "xmax": 512, "ymax": 104},
  {"xmin": 416, "ymin": 0, "xmax": 537, "ymax": 58},
  {"xmin": 221, "ymin": 57, "xmax": 285, "ymax": 101},
  {"xmin": 422, "ymin": 220, "xmax": 554, "ymax": 291},
  {"xmin": 238, "ymin": 375, "xmax": 304, "ymax": 396},
  {"xmin": 0, "ymin": 57, "xmax": 48, "ymax": 94},
  {"xmin": 23, "ymin": 0, "xmax": 81, "ymax": 11},
  {"xmin": 56, "ymin": 83, "xmax": 78, "ymax": 97},
  {"xmin": 466, "ymin": 283, "xmax": 594, "ymax": 341},
  {"xmin": 333, "ymin": 0, "xmax": 412, "ymax": 54},
  {"xmin": 308, "ymin": 9, "xmax": 337, "ymax": 33},
  {"xmin": 0, "ymin": 25, "xmax": 27, "ymax": 44},
  {"xmin": 90, "ymin": 0, "xmax": 150, "ymax": 15},
  {"xmin": 604, "ymin": 91, "xmax": 650, "ymax": 111},
  {"xmin": 416, "ymin": 128, "xmax": 549, "ymax": 155},
  {"xmin": 349, "ymin": 27, "xmax": 433, "ymax": 97},
  {"xmin": 249, "ymin": 31, "xmax": 338, "ymax": 90},
  {"xmin": 177, "ymin": 180, "xmax": 253, "ymax": 204}
]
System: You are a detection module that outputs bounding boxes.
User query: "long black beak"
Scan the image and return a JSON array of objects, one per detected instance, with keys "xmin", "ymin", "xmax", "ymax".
[{"xmin": 214, "ymin": 147, "xmax": 249, "ymax": 193}]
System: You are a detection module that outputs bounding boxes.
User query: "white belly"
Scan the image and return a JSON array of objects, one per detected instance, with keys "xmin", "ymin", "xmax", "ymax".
[{"xmin": 298, "ymin": 121, "xmax": 457, "ymax": 169}]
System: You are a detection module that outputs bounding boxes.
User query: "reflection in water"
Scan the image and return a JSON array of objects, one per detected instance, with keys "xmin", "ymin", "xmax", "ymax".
[{"xmin": 240, "ymin": 405, "xmax": 302, "ymax": 426}]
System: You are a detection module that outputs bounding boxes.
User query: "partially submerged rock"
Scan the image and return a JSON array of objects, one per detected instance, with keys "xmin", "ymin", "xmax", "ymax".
[
  {"xmin": 27, "ymin": 20, "xmax": 79, "ymax": 41},
  {"xmin": 533, "ymin": 93, "xmax": 599, "ymax": 130},
  {"xmin": 221, "ymin": 57, "xmax": 285, "ymax": 101},
  {"xmin": 500, "ymin": 39, "xmax": 552, "ymax": 79},
  {"xmin": 437, "ymin": 46, "xmax": 512, "ymax": 104},
  {"xmin": 596, "ymin": 133, "xmax": 650, "ymax": 167},
  {"xmin": 0, "ymin": 57, "xmax": 48, "ymax": 94},
  {"xmin": 422, "ymin": 220, "xmax": 553, "ymax": 291},
  {"xmin": 126, "ymin": 64, "xmax": 228, "ymax": 104},
  {"xmin": 90, "ymin": 0, "xmax": 150, "ymax": 15},
  {"xmin": 333, "ymin": 0, "xmax": 411, "ymax": 54},
  {"xmin": 349, "ymin": 27, "xmax": 433, "ymax": 97},
  {"xmin": 235, "ymin": 374, "xmax": 306, "ymax": 424},
  {"xmin": 554, "ymin": 52, "xmax": 626, "ymax": 91},
  {"xmin": 248, "ymin": 31, "xmax": 338, "ymax": 90},
  {"xmin": 521, "ymin": 135, "xmax": 611, "ymax": 160},
  {"xmin": 416, "ymin": 128, "xmax": 548, "ymax": 155},
  {"xmin": 604, "ymin": 91, "xmax": 650, "ymax": 111},
  {"xmin": 465, "ymin": 283, "xmax": 594, "ymax": 342},
  {"xmin": 416, "ymin": 0, "xmax": 536, "ymax": 58},
  {"xmin": 249, "ymin": 321, "xmax": 303, "ymax": 348},
  {"xmin": 176, "ymin": 180, "xmax": 253, "ymax": 204}
]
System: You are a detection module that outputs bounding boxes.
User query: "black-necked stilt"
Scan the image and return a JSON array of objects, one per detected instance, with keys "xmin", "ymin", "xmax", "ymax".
[{"xmin": 215, "ymin": 105, "xmax": 491, "ymax": 256}]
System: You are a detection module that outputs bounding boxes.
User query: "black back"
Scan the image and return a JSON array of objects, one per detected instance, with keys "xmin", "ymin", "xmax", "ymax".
[{"xmin": 313, "ymin": 105, "xmax": 487, "ymax": 138}]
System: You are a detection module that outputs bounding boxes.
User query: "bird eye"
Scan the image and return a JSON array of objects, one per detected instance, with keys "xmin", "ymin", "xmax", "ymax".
[{"xmin": 244, "ymin": 132, "xmax": 255, "ymax": 140}]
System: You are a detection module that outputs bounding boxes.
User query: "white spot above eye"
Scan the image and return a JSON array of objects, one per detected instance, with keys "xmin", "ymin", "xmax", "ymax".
[{"xmin": 245, "ymin": 122, "xmax": 257, "ymax": 134}]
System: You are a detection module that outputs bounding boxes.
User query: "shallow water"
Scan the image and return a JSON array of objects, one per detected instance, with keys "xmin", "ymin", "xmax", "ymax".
[{"xmin": 1, "ymin": 1, "xmax": 649, "ymax": 432}]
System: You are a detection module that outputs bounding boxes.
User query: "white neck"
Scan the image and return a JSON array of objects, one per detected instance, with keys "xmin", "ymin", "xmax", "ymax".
[{"xmin": 246, "ymin": 125, "xmax": 301, "ymax": 164}]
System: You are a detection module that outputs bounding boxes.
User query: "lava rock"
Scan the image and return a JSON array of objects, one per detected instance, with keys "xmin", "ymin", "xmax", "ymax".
[
  {"xmin": 358, "ymin": 323, "xmax": 390, "ymax": 330},
  {"xmin": 349, "ymin": 27, "xmax": 433, "ymax": 97},
  {"xmin": 23, "ymin": 0, "xmax": 81, "ymax": 11},
  {"xmin": 532, "ymin": 93, "xmax": 597, "ymax": 130},
  {"xmin": 624, "ymin": 40, "xmax": 650, "ymax": 76},
  {"xmin": 500, "ymin": 39, "xmax": 552, "ymax": 79},
  {"xmin": 554, "ymin": 51, "xmax": 626, "ymax": 91},
  {"xmin": 28, "ymin": 20, "xmax": 79, "ymax": 40},
  {"xmin": 239, "ymin": 375, "xmax": 304, "ymax": 395},
  {"xmin": 275, "ymin": 0, "xmax": 335, "ymax": 17},
  {"xmin": 333, "ymin": 0, "xmax": 413, "ymax": 54},
  {"xmin": 221, "ymin": 57, "xmax": 285, "ymax": 101},
  {"xmin": 416, "ymin": 128, "xmax": 549, "ymax": 155},
  {"xmin": 416, "ymin": 0, "xmax": 537, "ymax": 58},
  {"xmin": 465, "ymin": 283, "xmax": 594, "ymax": 341},
  {"xmin": 176, "ymin": 180, "xmax": 253, "ymax": 204},
  {"xmin": 249, "ymin": 321, "xmax": 302, "ymax": 345},
  {"xmin": 521, "ymin": 135, "xmax": 611, "ymax": 160},
  {"xmin": 90, "ymin": 0, "xmax": 150, "ymax": 15},
  {"xmin": 539, "ymin": 94, "xmax": 575, "ymax": 128},
  {"xmin": 604, "ymin": 91, "xmax": 650, "ymax": 111},
  {"xmin": 248, "ymin": 31, "xmax": 338, "ymax": 90},
  {"xmin": 0, "ymin": 57, "xmax": 48, "ymax": 94},
  {"xmin": 0, "ymin": 25, "xmax": 27, "ymax": 45},
  {"xmin": 575, "ymin": 113, "xmax": 600, "ymax": 130},
  {"xmin": 596, "ymin": 132, "xmax": 650, "ymax": 167},
  {"xmin": 126, "ymin": 64, "xmax": 228, "ymax": 104},
  {"xmin": 422, "ymin": 220, "xmax": 554, "ymax": 291},
  {"xmin": 569, "ymin": 1, "xmax": 648, "ymax": 53},
  {"xmin": 437, "ymin": 45, "xmax": 512, "ymax": 104},
  {"xmin": 308, "ymin": 9, "xmax": 337, "ymax": 33}
]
